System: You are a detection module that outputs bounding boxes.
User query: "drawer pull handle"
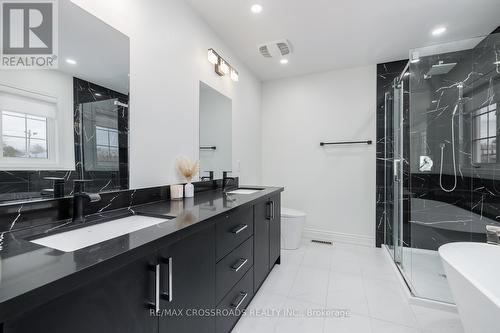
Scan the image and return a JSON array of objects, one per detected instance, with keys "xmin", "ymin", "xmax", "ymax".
[
  {"xmin": 147, "ymin": 264, "xmax": 160, "ymax": 312},
  {"xmin": 231, "ymin": 292, "xmax": 248, "ymax": 310},
  {"xmin": 232, "ymin": 224, "xmax": 248, "ymax": 234},
  {"xmin": 231, "ymin": 258, "xmax": 248, "ymax": 272}
]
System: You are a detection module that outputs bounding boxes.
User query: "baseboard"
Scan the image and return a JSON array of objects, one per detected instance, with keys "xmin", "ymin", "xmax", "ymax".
[{"xmin": 303, "ymin": 227, "xmax": 375, "ymax": 247}]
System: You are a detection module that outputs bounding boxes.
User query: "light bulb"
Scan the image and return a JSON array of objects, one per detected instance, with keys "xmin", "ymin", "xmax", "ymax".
[
  {"xmin": 207, "ymin": 49, "xmax": 218, "ymax": 65},
  {"xmin": 230, "ymin": 69, "xmax": 239, "ymax": 82},
  {"xmin": 220, "ymin": 60, "xmax": 230, "ymax": 74}
]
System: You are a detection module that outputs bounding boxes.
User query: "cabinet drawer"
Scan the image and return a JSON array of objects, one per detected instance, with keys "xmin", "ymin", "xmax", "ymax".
[
  {"xmin": 216, "ymin": 267, "xmax": 254, "ymax": 333},
  {"xmin": 216, "ymin": 236, "xmax": 253, "ymax": 303},
  {"xmin": 216, "ymin": 208, "xmax": 254, "ymax": 261}
]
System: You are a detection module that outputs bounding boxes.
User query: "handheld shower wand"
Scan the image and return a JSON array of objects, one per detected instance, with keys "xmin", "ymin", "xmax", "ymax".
[
  {"xmin": 439, "ymin": 111, "xmax": 457, "ymax": 193},
  {"xmin": 439, "ymin": 84, "xmax": 463, "ymax": 193}
]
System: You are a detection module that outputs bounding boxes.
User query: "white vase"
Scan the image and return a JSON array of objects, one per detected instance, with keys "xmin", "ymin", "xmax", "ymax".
[{"xmin": 184, "ymin": 182, "xmax": 194, "ymax": 198}]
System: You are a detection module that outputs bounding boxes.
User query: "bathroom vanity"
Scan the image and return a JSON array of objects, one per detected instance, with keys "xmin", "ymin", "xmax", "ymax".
[{"xmin": 0, "ymin": 186, "xmax": 282, "ymax": 333}]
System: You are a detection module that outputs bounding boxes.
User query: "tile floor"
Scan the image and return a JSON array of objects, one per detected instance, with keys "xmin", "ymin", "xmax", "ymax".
[
  {"xmin": 233, "ymin": 239, "xmax": 464, "ymax": 333},
  {"xmin": 400, "ymin": 247, "xmax": 454, "ymax": 303}
]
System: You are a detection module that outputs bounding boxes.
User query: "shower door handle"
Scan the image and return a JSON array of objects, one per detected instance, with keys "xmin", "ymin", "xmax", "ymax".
[{"xmin": 394, "ymin": 159, "xmax": 402, "ymax": 183}]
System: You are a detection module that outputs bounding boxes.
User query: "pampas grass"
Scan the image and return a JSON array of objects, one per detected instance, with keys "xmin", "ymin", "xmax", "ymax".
[{"xmin": 175, "ymin": 156, "xmax": 199, "ymax": 182}]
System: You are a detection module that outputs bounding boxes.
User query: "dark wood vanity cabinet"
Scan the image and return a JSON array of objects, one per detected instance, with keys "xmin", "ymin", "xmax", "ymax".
[
  {"xmin": 158, "ymin": 226, "xmax": 216, "ymax": 333},
  {"xmin": 4, "ymin": 227, "xmax": 216, "ymax": 333},
  {"xmin": 254, "ymin": 200, "xmax": 270, "ymax": 290},
  {"xmin": 4, "ymin": 253, "xmax": 158, "ymax": 333},
  {"xmin": 3, "ymin": 192, "xmax": 281, "ymax": 333},
  {"xmin": 269, "ymin": 194, "xmax": 281, "ymax": 269},
  {"xmin": 254, "ymin": 194, "xmax": 281, "ymax": 291}
]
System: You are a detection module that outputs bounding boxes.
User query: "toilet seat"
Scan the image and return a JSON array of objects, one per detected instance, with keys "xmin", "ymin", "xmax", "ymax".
[{"xmin": 281, "ymin": 207, "xmax": 306, "ymax": 218}]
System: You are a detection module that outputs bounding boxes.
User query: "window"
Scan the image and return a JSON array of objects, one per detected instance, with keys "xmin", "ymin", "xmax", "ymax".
[
  {"xmin": 95, "ymin": 126, "xmax": 119, "ymax": 164},
  {"xmin": 473, "ymin": 104, "xmax": 497, "ymax": 164},
  {"xmin": 1, "ymin": 111, "xmax": 48, "ymax": 159}
]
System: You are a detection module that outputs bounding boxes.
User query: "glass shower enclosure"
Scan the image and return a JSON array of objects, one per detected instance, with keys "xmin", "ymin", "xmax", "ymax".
[{"xmin": 383, "ymin": 32, "xmax": 500, "ymax": 304}]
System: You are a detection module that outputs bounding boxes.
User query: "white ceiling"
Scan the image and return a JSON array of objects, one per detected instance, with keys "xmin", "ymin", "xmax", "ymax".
[{"xmin": 186, "ymin": 0, "xmax": 500, "ymax": 81}]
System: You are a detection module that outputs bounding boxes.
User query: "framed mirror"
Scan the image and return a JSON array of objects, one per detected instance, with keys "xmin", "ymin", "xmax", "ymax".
[
  {"xmin": 199, "ymin": 82, "xmax": 232, "ymax": 180},
  {"xmin": 0, "ymin": 0, "xmax": 130, "ymax": 203}
]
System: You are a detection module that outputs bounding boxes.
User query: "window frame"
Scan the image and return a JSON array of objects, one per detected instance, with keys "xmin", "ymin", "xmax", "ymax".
[
  {"xmin": 95, "ymin": 125, "xmax": 119, "ymax": 167},
  {"xmin": 0, "ymin": 83, "xmax": 69, "ymax": 171},
  {"xmin": 472, "ymin": 103, "xmax": 498, "ymax": 165},
  {"xmin": 1, "ymin": 110, "xmax": 50, "ymax": 160}
]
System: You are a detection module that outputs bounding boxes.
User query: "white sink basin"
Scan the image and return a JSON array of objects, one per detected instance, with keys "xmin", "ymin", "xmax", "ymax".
[
  {"xmin": 227, "ymin": 189, "xmax": 262, "ymax": 195},
  {"xmin": 31, "ymin": 215, "xmax": 169, "ymax": 252},
  {"xmin": 439, "ymin": 242, "xmax": 500, "ymax": 333}
]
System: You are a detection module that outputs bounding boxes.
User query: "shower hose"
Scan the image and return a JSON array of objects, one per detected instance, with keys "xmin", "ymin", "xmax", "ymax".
[{"xmin": 439, "ymin": 104, "xmax": 458, "ymax": 193}]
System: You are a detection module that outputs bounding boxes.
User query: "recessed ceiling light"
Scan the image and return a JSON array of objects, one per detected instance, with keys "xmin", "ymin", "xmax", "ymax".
[
  {"xmin": 94, "ymin": 93, "xmax": 102, "ymax": 97},
  {"xmin": 251, "ymin": 4, "xmax": 263, "ymax": 14},
  {"xmin": 65, "ymin": 58, "xmax": 77, "ymax": 65},
  {"xmin": 432, "ymin": 27, "xmax": 446, "ymax": 36},
  {"xmin": 280, "ymin": 58, "xmax": 289, "ymax": 65}
]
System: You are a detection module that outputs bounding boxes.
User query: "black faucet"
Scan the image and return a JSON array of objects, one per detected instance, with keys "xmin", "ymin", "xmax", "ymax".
[
  {"xmin": 72, "ymin": 180, "xmax": 101, "ymax": 223},
  {"xmin": 222, "ymin": 171, "xmax": 236, "ymax": 191},
  {"xmin": 201, "ymin": 171, "xmax": 214, "ymax": 181}
]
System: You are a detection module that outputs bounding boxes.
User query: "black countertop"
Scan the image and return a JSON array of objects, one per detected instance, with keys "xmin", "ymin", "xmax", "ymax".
[{"xmin": 0, "ymin": 186, "xmax": 283, "ymax": 322}]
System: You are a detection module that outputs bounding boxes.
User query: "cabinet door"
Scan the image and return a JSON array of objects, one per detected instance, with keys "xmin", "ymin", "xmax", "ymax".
[
  {"xmin": 269, "ymin": 194, "xmax": 281, "ymax": 269},
  {"xmin": 159, "ymin": 226, "xmax": 216, "ymax": 333},
  {"xmin": 5, "ymin": 254, "xmax": 159, "ymax": 333},
  {"xmin": 253, "ymin": 200, "xmax": 270, "ymax": 291}
]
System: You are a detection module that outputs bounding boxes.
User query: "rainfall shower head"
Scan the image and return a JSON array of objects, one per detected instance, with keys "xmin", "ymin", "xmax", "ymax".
[{"xmin": 425, "ymin": 61, "xmax": 457, "ymax": 78}]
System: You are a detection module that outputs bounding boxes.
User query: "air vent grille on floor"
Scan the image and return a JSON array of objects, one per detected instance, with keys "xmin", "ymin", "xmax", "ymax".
[{"xmin": 311, "ymin": 239, "xmax": 334, "ymax": 245}]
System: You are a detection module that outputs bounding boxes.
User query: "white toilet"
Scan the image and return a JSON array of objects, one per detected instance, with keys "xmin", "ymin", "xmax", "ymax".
[{"xmin": 281, "ymin": 207, "xmax": 306, "ymax": 250}]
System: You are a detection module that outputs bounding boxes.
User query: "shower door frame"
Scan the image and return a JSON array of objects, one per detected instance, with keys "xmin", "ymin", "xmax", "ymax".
[{"xmin": 392, "ymin": 73, "xmax": 405, "ymax": 265}]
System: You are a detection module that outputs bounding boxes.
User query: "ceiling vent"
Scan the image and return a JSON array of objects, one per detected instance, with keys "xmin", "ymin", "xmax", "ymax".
[{"xmin": 258, "ymin": 39, "xmax": 292, "ymax": 58}]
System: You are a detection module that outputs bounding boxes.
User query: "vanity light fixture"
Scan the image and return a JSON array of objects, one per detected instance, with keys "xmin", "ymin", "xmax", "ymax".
[
  {"xmin": 208, "ymin": 48, "xmax": 239, "ymax": 82},
  {"xmin": 230, "ymin": 69, "xmax": 239, "ymax": 82},
  {"xmin": 66, "ymin": 58, "xmax": 77, "ymax": 65},
  {"xmin": 280, "ymin": 58, "xmax": 289, "ymax": 65},
  {"xmin": 207, "ymin": 49, "xmax": 218, "ymax": 65},
  {"xmin": 219, "ymin": 60, "xmax": 230, "ymax": 75}
]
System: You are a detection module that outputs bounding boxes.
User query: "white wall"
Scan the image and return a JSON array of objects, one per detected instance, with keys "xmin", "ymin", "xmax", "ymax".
[
  {"xmin": 199, "ymin": 83, "xmax": 232, "ymax": 179},
  {"xmin": 261, "ymin": 66, "xmax": 377, "ymax": 246},
  {"xmin": 72, "ymin": 0, "xmax": 262, "ymax": 188}
]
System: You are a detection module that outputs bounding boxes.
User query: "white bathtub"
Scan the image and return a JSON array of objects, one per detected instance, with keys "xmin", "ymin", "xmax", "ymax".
[{"xmin": 439, "ymin": 242, "xmax": 500, "ymax": 333}]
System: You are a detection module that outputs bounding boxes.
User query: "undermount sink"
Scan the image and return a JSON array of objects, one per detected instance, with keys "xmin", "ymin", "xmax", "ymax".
[
  {"xmin": 31, "ymin": 215, "xmax": 170, "ymax": 252},
  {"xmin": 226, "ymin": 188, "xmax": 263, "ymax": 195},
  {"xmin": 439, "ymin": 242, "xmax": 500, "ymax": 333}
]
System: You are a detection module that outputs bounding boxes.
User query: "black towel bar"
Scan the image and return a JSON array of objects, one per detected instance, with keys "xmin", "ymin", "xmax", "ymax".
[{"xmin": 320, "ymin": 140, "xmax": 372, "ymax": 146}]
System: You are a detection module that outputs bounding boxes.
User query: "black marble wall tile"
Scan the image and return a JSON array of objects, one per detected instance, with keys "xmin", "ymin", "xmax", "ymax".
[
  {"xmin": 0, "ymin": 78, "xmax": 130, "ymax": 204},
  {"xmin": 0, "ymin": 178, "xmax": 238, "ymax": 234},
  {"xmin": 376, "ymin": 27, "xmax": 500, "ymax": 250},
  {"xmin": 375, "ymin": 60, "xmax": 408, "ymax": 247}
]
